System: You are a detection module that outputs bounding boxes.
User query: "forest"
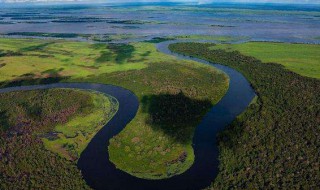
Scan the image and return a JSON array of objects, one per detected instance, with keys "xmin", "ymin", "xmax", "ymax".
[
  {"xmin": 0, "ymin": 89, "xmax": 116, "ymax": 189},
  {"xmin": 169, "ymin": 42, "xmax": 320, "ymax": 189}
]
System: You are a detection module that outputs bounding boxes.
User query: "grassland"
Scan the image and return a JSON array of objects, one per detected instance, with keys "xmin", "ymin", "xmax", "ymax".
[
  {"xmin": 209, "ymin": 42, "xmax": 320, "ymax": 79},
  {"xmin": 0, "ymin": 89, "xmax": 117, "ymax": 189},
  {"xmin": 0, "ymin": 37, "xmax": 229, "ymax": 179},
  {"xmin": 43, "ymin": 91, "xmax": 118, "ymax": 161},
  {"xmin": 170, "ymin": 42, "xmax": 320, "ymax": 189}
]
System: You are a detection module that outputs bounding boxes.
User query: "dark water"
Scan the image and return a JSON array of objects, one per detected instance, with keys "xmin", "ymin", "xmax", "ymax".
[
  {"xmin": 0, "ymin": 3, "xmax": 320, "ymax": 43},
  {"xmin": 0, "ymin": 41, "xmax": 255, "ymax": 189}
]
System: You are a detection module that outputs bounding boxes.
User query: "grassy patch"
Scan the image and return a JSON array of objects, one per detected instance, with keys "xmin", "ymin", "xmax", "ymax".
[
  {"xmin": 109, "ymin": 92, "xmax": 213, "ymax": 179},
  {"xmin": 209, "ymin": 42, "xmax": 320, "ymax": 79},
  {"xmin": 0, "ymin": 38, "xmax": 157, "ymax": 81}
]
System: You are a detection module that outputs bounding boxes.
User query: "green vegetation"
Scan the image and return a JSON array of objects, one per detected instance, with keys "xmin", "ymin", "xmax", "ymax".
[
  {"xmin": 0, "ymin": 89, "xmax": 117, "ymax": 189},
  {"xmin": 6, "ymin": 32, "xmax": 81, "ymax": 38},
  {"xmin": 5, "ymin": 32, "xmax": 145, "ymax": 42},
  {"xmin": 0, "ymin": 38, "xmax": 154, "ymax": 81},
  {"xmin": 169, "ymin": 42, "xmax": 320, "ymax": 189},
  {"xmin": 43, "ymin": 91, "xmax": 118, "ymax": 161},
  {"xmin": 0, "ymin": 38, "xmax": 229, "ymax": 179},
  {"xmin": 84, "ymin": 57, "xmax": 229, "ymax": 179},
  {"xmin": 209, "ymin": 42, "xmax": 320, "ymax": 79}
]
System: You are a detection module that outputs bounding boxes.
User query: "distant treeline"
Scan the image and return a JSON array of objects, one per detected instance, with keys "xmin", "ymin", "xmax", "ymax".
[{"xmin": 169, "ymin": 43, "xmax": 320, "ymax": 189}]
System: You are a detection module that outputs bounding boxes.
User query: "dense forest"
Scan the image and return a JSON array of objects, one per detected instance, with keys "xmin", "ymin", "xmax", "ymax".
[
  {"xmin": 0, "ymin": 89, "xmax": 95, "ymax": 189},
  {"xmin": 169, "ymin": 43, "xmax": 320, "ymax": 189}
]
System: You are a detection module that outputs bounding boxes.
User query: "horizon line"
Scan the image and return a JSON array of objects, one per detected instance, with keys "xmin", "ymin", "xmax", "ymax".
[{"xmin": 1, "ymin": 1, "xmax": 320, "ymax": 5}]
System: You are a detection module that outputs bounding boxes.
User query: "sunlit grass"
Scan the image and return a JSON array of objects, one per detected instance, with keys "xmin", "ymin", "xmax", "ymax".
[{"xmin": 209, "ymin": 42, "xmax": 320, "ymax": 79}]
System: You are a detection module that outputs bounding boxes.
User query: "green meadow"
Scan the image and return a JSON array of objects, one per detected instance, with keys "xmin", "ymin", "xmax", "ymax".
[{"xmin": 209, "ymin": 42, "xmax": 320, "ymax": 79}]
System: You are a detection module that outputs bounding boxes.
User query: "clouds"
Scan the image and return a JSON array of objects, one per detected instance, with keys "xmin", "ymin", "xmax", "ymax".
[{"xmin": 1, "ymin": 0, "xmax": 320, "ymax": 4}]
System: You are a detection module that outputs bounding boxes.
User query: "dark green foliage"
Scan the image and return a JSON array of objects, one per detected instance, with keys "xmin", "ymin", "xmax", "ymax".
[
  {"xmin": 93, "ymin": 43, "xmax": 135, "ymax": 64},
  {"xmin": 144, "ymin": 37, "xmax": 174, "ymax": 43},
  {"xmin": 0, "ymin": 89, "xmax": 94, "ymax": 189},
  {"xmin": 41, "ymin": 68, "xmax": 65, "ymax": 76},
  {"xmin": 169, "ymin": 43, "xmax": 320, "ymax": 189},
  {"xmin": 19, "ymin": 42, "xmax": 54, "ymax": 52},
  {"xmin": 142, "ymin": 92, "xmax": 212, "ymax": 144},
  {"xmin": 0, "ymin": 76, "xmax": 69, "ymax": 88},
  {"xmin": 95, "ymin": 51, "xmax": 113, "ymax": 63},
  {"xmin": 0, "ymin": 49, "xmax": 22, "ymax": 57},
  {"xmin": 108, "ymin": 44, "xmax": 135, "ymax": 64}
]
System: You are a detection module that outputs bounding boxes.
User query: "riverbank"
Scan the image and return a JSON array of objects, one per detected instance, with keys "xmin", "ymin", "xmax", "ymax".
[{"xmin": 169, "ymin": 42, "xmax": 320, "ymax": 189}]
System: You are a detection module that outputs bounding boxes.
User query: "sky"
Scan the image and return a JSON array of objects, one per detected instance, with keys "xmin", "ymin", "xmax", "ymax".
[{"xmin": 0, "ymin": 0, "xmax": 319, "ymax": 4}]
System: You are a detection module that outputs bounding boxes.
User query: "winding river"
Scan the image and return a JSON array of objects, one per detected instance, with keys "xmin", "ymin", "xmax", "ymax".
[{"xmin": 0, "ymin": 41, "xmax": 255, "ymax": 190}]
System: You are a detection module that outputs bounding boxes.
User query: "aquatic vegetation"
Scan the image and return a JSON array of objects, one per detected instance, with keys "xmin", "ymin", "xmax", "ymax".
[{"xmin": 169, "ymin": 42, "xmax": 320, "ymax": 189}]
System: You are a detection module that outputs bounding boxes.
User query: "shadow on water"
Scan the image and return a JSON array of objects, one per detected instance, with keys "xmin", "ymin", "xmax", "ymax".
[{"xmin": 142, "ymin": 92, "xmax": 212, "ymax": 144}]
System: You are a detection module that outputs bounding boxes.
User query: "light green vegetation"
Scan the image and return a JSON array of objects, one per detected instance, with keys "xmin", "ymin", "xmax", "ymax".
[
  {"xmin": 0, "ymin": 38, "xmax": 178, "ymax": 81},
  {"xmin": 0, "ymin": 37, "xmax": 229, "ymax": 179},
  {"xmin": 209, "ymin": 42, "xmax": 320, "ymax": 79},
  {"xmin": 174, "ymin": 35, "xmax": 250, "ymax": 43},
  {"xmin": 43, "ymin": 91, "xmax": 118, "ymax": 161}
]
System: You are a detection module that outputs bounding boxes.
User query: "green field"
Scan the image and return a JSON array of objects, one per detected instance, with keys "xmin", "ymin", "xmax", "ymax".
[
  {"xmin": 209, "ymin": 42, "xmax": 320, "ymax": 79},
  {"xmin": 0, "ymin": 38, "xmax": 229, "ymax": 180},
  {"xmin": 0, "ymin": 89, "xmax": 116, "ymax": 189},
  {"xmin": 169, "ymin": 42, "xmax": 320, "ymax": 189}
]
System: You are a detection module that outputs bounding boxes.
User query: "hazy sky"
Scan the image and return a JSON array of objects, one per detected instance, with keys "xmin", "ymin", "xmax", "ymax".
[{"xmin": 1, "ymin": 0, "xmax": 319, "ymax": 4}]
